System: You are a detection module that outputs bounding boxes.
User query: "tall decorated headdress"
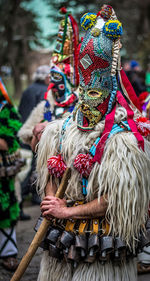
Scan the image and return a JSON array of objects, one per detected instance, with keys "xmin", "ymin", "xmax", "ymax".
[
  {"xmin": 44, "ymin": 7, "xmax": 79, "ymax": 120},
  {"xmin": 73, "ymin": 4, "xmax": 148, "ymax": 163},
  {"xmin": 51, "ymin": 7, "xmax": 79, "ymax": 89}
]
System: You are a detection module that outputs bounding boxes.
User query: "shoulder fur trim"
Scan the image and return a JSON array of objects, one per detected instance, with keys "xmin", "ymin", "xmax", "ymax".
[{"xmin": 18, "ymin": 101, "xmax": 45, "ymax": 145}]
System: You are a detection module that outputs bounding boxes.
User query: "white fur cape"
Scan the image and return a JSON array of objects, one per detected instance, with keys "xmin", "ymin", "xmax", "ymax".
[
  {"xmin": 36, "ymin": 105, "xmax": 150, "ymax": 281},
  {"xmin": 18, "ymin": 90, "xmax": 55, "ymax": 145}
]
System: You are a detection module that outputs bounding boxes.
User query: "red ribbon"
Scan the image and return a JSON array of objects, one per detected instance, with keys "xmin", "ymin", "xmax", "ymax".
[
  {"xmin": 55, "ymin": 93, "xmax": 76, "ymax": 107},
  {"xmin": 44, "ymin": 83, "xmax": 55, "ymax": 100},
  {"xmin": 117, "ymin": 91, "xmax": 144, "ymax": 151},
  {"xmin": 120, "ymin": 69, "xmax": 142, "ymax": 112},
  {"xmin": 93, "ymin": 91, "xmax": 144, "ymax": 164},
  {"xmin": 93, "ymin": 105, "xmax": 116, "ymax": 164}
]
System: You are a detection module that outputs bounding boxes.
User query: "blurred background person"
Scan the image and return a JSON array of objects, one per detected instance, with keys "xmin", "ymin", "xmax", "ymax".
[
  {"xmin": 123, "ymin": 60, "xmax": 147, "ymax": 97},
  {"xmin": 17, "ymin": 65, "xmax": 50, "ymax": 209},
  {"xmin": 0, "ymin": 77, "xmax": 23, "ymax": 271},
  {"xmin": 19, "ymin": 65, "xmax": 50, "ymax": 124}
]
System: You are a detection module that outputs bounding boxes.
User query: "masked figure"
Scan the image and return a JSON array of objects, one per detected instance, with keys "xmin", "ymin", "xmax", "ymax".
[
  {"xmin": 36, "ymin": 5, "xmax": 150, "ymax": 281},
  {"xmin": 18, "ymin": 7, "xmax": 79, "ymax": 146},
  {"xmin": 0, "ymin": 78, "xmax": 23, "ymax": 271}
]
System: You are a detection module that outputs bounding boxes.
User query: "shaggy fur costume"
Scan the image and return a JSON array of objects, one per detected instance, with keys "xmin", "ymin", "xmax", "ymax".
[{"xmin": 36, "ymin": 105, "xmax": 150, "ymax": 281}]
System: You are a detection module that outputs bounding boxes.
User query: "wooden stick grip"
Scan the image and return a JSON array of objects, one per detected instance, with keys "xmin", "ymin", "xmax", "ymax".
[{"xmin": 11, "ymin": 167, "xmax": 71, "ymax": 281}]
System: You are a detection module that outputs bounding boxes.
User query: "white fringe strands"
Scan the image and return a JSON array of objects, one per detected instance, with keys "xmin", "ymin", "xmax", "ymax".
[
  {"xmin": 38, "ymin": 251, "xmax": 137, "ymax": 281},
  {"xmin": 96, "ymin": 133, "xmax": 150, "ymax": 251},
  {"xmin": 37, "ymin": 251, "xmax": 72, "ymax": 281},
  {"xmin": 36, "ymin": 119, "xmax": 63, "ymax": 198},
  {"xmin": 36, "ymin": 105, "xmax": 150, "ymax": 250}
]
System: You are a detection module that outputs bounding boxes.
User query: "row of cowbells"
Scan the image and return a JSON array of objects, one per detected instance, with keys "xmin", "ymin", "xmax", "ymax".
[{"xmin": 34, "ymin": 217, "xmax": 150, "ymax": 266}]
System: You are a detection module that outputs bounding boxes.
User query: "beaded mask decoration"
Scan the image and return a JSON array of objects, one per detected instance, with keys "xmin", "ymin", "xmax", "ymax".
[
  {"xmin": 51, "ymin": 7, "xmax": 79, "ymax": 89},
  {"xmin": 74, "ymin": 5, "xmax": 123, "ymax": 131},
  {"xmin": 50, "ymin": 65, "xmax": 71, "ymax": 103}
]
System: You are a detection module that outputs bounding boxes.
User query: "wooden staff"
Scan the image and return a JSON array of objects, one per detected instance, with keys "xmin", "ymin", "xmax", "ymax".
[{"xmin": 11, "ymin": 167, "xmax": 71, "ymax": 281}]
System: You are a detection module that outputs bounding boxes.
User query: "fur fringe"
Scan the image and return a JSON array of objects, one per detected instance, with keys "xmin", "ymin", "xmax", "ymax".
[
  {"xmin": 18, "ymin": 90, "xmax": 55, "ymax": 145},
  {"xmin": 37, "ymin": 251, "xmax": 72, "ymax": 281},
  {"xmin": 38, "ymin": 251, "xmax": 137, "ymax": 281},
  {"xmin": 96, "ymin": 132, "xmax": 150, "ymax": 250},
  {"xmin": 18, "ymin": 101, "xmax": 46, "ymax": 145},
  {"xmin": 36, "ymin": 120, "xmax": 63, "ymax": 198}
]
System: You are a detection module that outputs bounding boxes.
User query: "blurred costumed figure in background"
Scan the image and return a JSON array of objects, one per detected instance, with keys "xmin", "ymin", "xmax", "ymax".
[
  {"xmin": 17, "ymin": 65, "xmax": 50, "ymax": 209},
  {"xmin": 35, "ymin": 4, "xmax": 150, "ymax": 281},
  {"xmin": 0, "ymin": 78, "xmax": 23, "ymax": 271},
  {"xmin": 18, "ymin": 7, "xmax": 79, "ymax": 150},
  {"xmin": 18, "ymin": 8, "xmax": 79, "ymax": 208}
]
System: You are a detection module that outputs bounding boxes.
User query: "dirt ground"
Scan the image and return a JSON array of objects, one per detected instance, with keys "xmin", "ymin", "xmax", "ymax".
[
  {"xmin": 0, "ymin": 205, "xmax": 42, "ymax": 281},
  {"xmin": 0, "ymin": 204, "xmax": 150, "ymax": 281}
]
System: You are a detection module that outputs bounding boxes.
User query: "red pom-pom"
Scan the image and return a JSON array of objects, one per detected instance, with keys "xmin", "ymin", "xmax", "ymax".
[
  {"xmin": 47, "ymin": 154, "xmax": 67, "ymax": 178},
  {"xmin": 60, "ymin": 7, "xmax": 67, "ymax": 14},
  {"xmin": 136, "ymin": 117, "xmax": 150, "ymax": 137},
  {"xmin": 73, "ymin": 153, "xmax": 94, "ymax": 178}
]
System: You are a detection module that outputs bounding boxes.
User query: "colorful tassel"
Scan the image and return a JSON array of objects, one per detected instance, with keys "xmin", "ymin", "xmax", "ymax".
[
  {"xmin": 47, "ymin": 154, "xmax": 67, "ymax": 178},
  {"xmin": 74, "ymin": 153, "xmax": 93, "ymax": 178}
]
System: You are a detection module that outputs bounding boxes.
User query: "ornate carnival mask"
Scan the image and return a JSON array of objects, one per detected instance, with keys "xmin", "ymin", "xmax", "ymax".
[
  {"xmin": 49, "ymin": 65, "xmax": 72, "ymax": 103},
  {"xmin": 74, "ymin": 5, "xmax": 123, "ymax": 131}
]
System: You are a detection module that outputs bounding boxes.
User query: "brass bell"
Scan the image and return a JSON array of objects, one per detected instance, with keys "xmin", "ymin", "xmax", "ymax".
[
  {"xmin": 67, "ymin": 244, "xmax": 80, "ymax": 264},
  {"xmin": 34, "ymin": 215, "xmax": 44, "ymax": 232},
  {"xmin": 88, "ymin": 233, "xmax": 100, "ymax": 256},
  {"xmin": 60, "ymin": 231, "xmax": 75, "ymax": 250},
  {"xmin": 34, "ymin": 216, "xmax": 49, "ymax": 250},
  {"xmin": 49, "ymin": 243, "xmax": 63, "ymax": 260},
  {"xmin": 46, "ymin": 228, "xmax": 61, "ymax": 244},
  {"xmin": 99, "ymin": 236, "xmax": 114, "ymax": 261},
  {"xmin": 84, "ymin": 234, "xmax": 100, "ymax": 263},
  {"xmin": 114, "ymin": 237, "xmax": 126, "ymax": 261},
  {"xmin": 75, "ymin": 234, "xmax": 87, "ymax": 257}
]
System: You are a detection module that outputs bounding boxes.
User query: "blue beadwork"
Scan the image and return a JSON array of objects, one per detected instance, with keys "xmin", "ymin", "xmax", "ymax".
[
  {"xmin": 44, "ymin": 100, "xmax": 52, "ymax": 122},
  {"xmin": 82, "ymin": 177, "xmax": 88, "ymax": 195}
]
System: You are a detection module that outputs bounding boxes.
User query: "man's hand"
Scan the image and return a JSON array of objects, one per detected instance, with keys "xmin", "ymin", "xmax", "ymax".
[
  {"xmin": 40, "ymin": 196, "xmax": 67, "ymax": 219},
  {"xmin": 31, "ymin": 121, "xmax": 48, "ymax": 151},
  {"xmin": 33, "ymin": 121, "xmax": 48, "ymax": 141}
]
